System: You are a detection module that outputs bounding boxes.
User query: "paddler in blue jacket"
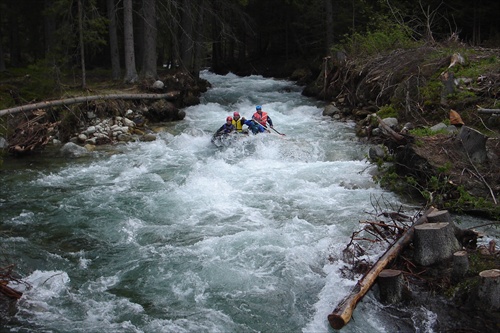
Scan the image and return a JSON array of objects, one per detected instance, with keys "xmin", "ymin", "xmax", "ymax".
[
  {"xmin": 216, "ymin": 116, "xmax": 236, "ymax": 135},
  {"xmin": 242, "ymin": 117, "xmax": 269, "ymax": 134}
]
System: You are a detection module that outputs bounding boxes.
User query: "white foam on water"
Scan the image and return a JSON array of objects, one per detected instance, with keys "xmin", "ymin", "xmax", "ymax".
[{"xmin": 1, "ymin": 70, "xmax": 425, "ymax": 333}]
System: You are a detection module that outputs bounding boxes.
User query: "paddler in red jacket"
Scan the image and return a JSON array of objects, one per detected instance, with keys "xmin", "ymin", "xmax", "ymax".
[{"xmin": 252, "ymin": 105, "xmax": 273, "ymax": 129}]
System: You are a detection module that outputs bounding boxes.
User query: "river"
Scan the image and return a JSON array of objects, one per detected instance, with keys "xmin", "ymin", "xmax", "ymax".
[{"xmin": 1, "ymin": 71, "xmax": 495, "ymax": 332}]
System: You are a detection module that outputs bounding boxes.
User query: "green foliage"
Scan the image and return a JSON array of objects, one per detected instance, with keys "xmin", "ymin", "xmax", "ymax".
[
  {"xmin": 420, "ymin": 80, "xmax": 443, "ymax": 107},
  {"xmin": 377, "ymin": 104, "xmax": 397, "ymax": 118},
  {"xmin": 0, "ymin": 65, "xmax": 60, "ymax": 110},
  {"xmin": 340, "ymin": 19, "xmax": 417, "ymax": 57},
  {"xmin": 452, "ymin": 55, "xmax": 499, "ymax": 78}
]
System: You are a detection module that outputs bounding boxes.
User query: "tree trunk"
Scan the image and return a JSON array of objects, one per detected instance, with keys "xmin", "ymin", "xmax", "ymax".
[
  {"xmin": 179, "ymin": 0, "xmax": 194, "ymax": 72},
  {"xmin": 43, "ymin": 0, "xmax": 56, "ymax": 56},
  {"xmin": 328, "ymin": 207, "xmax": 436, "ymax": 330},
  {"xmin": 8, "ymin": 0, "xmax": 21, "ymax": 67},
  {"xmin": 211, "ymin": 0, "xmax": 223, "ymax": 73},
  {"xmin": 106, "ymin": 0, "xmax": 121, "ymax": 80},
  {"xmin": 123, "ymin": 0, "xmax": 138, "ymax": 83},
  {"xmin": 78, "ymin": 0, "xmax": 87, "ymax": 89},
  {"xmin": 141, "ymin": 0, "xmax": 157, "ymax": 80},
  {"xmin": 0, "ymin": 8, "xmax": 5, "ymax": 72},
  {"xmin": 325, "ymin": 0, "xmax": 334, "ymax": 51},
  {"xmin": 191, "ymin": 0, "xmax": 206, "ymax": 78},
  {"xmin": 0, "ymin": 92, "xmax": 180, "ymax": 117}
]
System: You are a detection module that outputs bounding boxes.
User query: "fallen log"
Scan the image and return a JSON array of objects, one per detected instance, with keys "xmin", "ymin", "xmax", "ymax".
[
  {"xmin": 477, "ymin": 108, "xmax": 500, "ymax": 114},
  {"xmin": 327, "ymin": 207, "xmax": 436, "ymax": 330},
  {"xmin": 0, "ymin": 91, "xmax": 180, "ymax": 117}
]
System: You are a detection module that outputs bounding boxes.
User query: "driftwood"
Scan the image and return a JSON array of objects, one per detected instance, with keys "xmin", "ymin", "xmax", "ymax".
[
  {"xmin": 0, "ymin": 91, "xmax": 180, "ymax": 117},
  {"xmin": 327, "ymin": 207, "xmax": 436, "ymax": 330}
]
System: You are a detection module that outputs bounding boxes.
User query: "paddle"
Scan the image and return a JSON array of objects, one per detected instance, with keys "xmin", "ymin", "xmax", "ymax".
[
  {"xmin": 269, "ymin": 126, "xmax": 285, "ymax": 136},
  {"xmin": 253, "ymin": 119, "xmax": 286, "ymax": 136}
]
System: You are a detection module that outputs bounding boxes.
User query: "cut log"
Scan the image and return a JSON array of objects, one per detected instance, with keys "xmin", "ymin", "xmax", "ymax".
[
  {"xmin": 458, "ymin": 126, "xmax": 488, "ymax": 164},
  {"xmin": 377, "ymin": 269, "xmax": 404, "ymax": 304},
  {"xmin": 413, "ymin": 222, "xmax": 461, "ymax": 266},
  {"xmin": 327, "ymin": 207, "xmax": 436, "ymax": 330},
  {"xmin": 452, "ymin": 250, "xmax": 469, "ymax": 280},
  {"xmin": 477, "ymin": 269, "xmax": 500, "ymax": 310},
  {"xmin": 0, "ymin": 91, "xmax": 180, "ymax": 117}
]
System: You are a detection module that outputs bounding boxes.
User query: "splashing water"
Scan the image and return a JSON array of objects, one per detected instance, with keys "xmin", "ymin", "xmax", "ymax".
[{"xmin": 1, "ymin": 71, "xmax": 438, "ymax": 332}]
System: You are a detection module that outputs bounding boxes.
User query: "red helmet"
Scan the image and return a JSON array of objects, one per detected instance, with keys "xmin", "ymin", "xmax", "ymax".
[
  {"xmin": 233, "ymin": 112, "xmax": 240, "ymax": 117},
  {"xmin": 226, "ymin": 116, "xmax": 233, "ymax": 122}
]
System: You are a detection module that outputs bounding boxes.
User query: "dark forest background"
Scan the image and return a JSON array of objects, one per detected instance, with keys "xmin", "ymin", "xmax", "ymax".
[{"xmin": 0, "ymin": 0, "xmax": 499, "ymax": 86}]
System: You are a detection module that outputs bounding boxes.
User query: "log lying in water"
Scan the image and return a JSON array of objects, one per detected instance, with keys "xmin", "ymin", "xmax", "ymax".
[
  {"xmin": 0, "ymin": 91, "xmax": 180, "ymax": 117},
  {"xmin": 327, "ymin": 207, "xmax": 436, "ymax": 330}
]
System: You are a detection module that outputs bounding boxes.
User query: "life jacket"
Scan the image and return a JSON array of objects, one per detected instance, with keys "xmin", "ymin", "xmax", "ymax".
[
  {"xmin": 232, "ymin": 118, "xmax": 244, "ymax": 132},
  {"xmin": 253, "ymin": 111, "xmax": 268, "ymax": 126}
]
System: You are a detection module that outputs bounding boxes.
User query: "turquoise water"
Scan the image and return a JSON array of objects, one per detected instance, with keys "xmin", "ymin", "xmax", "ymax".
[{"xmin": 1, "ymin": 71, "xmax": 437, "ymax": 332}]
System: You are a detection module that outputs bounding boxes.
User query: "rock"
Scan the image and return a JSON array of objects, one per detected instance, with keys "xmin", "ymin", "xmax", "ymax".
[
  {"xmin": 60, "ymin": 142, "xmax": 89, "ymax": 157},
  {"xmin": 78, "ymin": 133, "xmax": 88, "ymax": 143},
  {"xmin": 323, "ymin": 104, "xmax": 341, "ymax": 117},
  {"xmin": 381, "ymin": 117, "xmax": 398, "ymax": 129},
  {"xmin": 458, "ymin": 126, "xmax": 488, "ymax": 164},
  {"xmin": 152, "ymin": 80, "xmax": 165, "ymax": 90},
  {"xmin": 430, "ymin": 122, "xmax": 448, "ymax": 132},
  {"xmin": 0, "ymin": 136, "xmax": 8, "ymax": 149},
  {"xmin": 141, "ymin": 133, "xmax": 157, "ymax": 142},
  {"xmin": 368, "ymin": 145, "xmax": 387, "ymax": 161}
]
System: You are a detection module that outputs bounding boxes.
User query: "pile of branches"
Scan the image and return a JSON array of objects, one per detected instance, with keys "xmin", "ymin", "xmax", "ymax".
[
  {"xmin": 0, "ymin": 264, "xmax": 24, "ymax": 299},
  {"xmin": 339, "ymin": 195, "xmax": 418, "ymax": 277},
  {"xmin": 323, "ymin": 46, "xmax": 447, "ymax": 112},
  {"xmin": 7, "ymin": 110, "xmax": 59, "ymax": 155}
]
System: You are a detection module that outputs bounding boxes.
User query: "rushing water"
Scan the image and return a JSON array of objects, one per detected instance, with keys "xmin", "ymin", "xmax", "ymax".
[{"xmin": 2, "ymin": 71, "xmax": 491, "ymax": 333}]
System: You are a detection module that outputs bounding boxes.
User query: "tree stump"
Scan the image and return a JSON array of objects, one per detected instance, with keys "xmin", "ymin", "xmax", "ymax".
[
  {"xmin": 425, "ymin": 209, "xmax": 475, "ymax": 247},
  {"xmin": 427, "ymin": 209, "xmax": 452, "ymax": 224},
  {"xmin": 377, "ymin": 269, "xmax": 404, "ymax": 304},
  {"xmin": 413, "ymin": 222, "xmax": 461, "ymax": 266},
  {"xmin": 452, "ymin": 250, "xmax": 469, "ymax": 280},
  {"xmin": 477, "ymin": 269, "xmax": 500, "ymax": 310},
  {"xmin": 458, "ymin": 126, "xmax": 488, "ymax": 164}
]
